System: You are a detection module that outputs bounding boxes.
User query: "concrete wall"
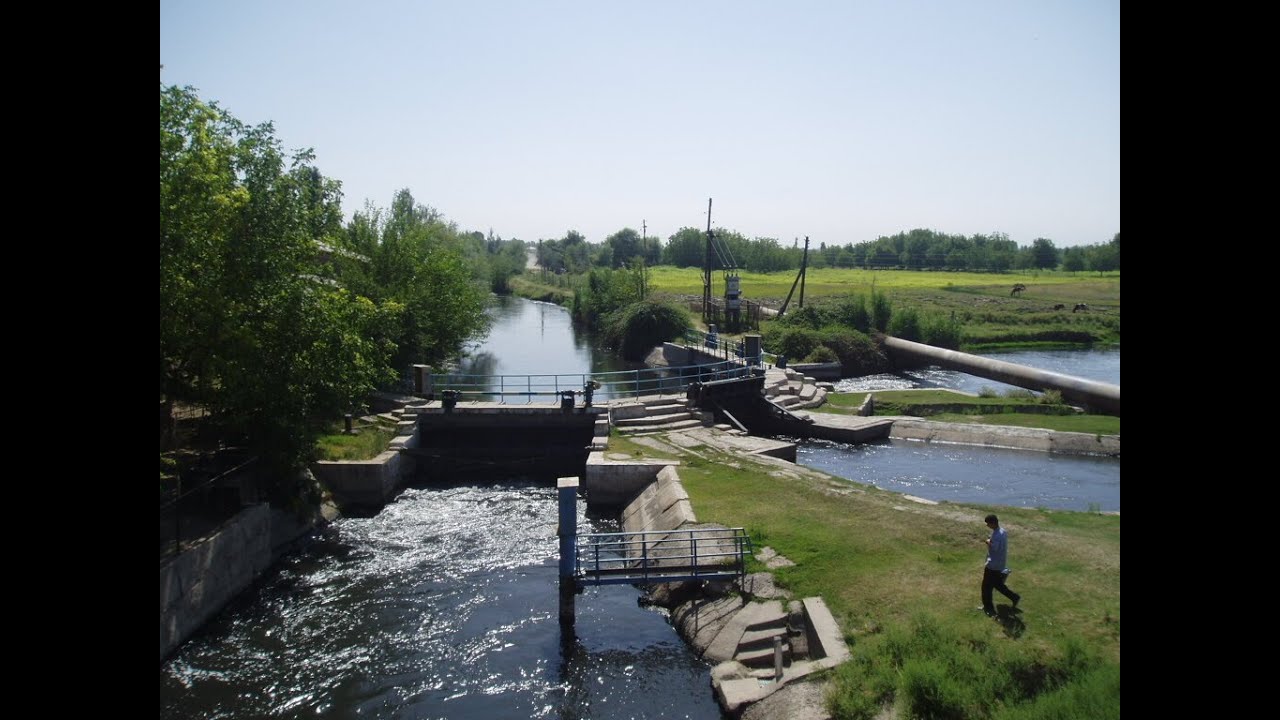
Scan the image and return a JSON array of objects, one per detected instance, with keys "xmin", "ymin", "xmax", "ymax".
[
  {"xmin": 788, "ymin": 361, "xmax": 842, "ymax": 380},
  {"xmin": 658, "ymin": 342, "xmax": 735, "ymax": 368},
  {"xmin": 312, "ymin": 450, "xmax": 404, "ymax": 507},
  {"xmin": 583, "ymin": 451, "xmax": 675, "ymax": 510},
  {"xmin": 160, "ymin": 503, "xmax": 271, "ymax": 662},
  {"xmin": 620, "ymin": 465, "xmax": 697, "ymax": 534},
  {"xmin": 889, "ymin": 418, "xmax": 1120, "ymax": 457}
]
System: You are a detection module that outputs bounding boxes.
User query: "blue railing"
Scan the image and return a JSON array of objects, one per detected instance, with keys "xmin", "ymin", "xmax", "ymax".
[
  {"xmin": 576, "ymin": 527, "xmax": 752, "ymax": 586},
  {"xmin": 683, "ymin": 329, "xmax": 780, "ymax": 368},
  {"xmin": 426, "ymin": 359, "xmax": 755, "ymax": 403}
]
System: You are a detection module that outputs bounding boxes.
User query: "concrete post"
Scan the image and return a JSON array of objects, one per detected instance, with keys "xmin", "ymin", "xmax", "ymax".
[
  {"xmin": 744, "ymin": 334, "xmax": 761, "ymax": 366},
  {"xmin": 412, "ymin": 365, "xmax": 431, "ymax": 395},
  {"xmin": 557, "ymin": 476, "xmax": 579, "ymax": 631}
]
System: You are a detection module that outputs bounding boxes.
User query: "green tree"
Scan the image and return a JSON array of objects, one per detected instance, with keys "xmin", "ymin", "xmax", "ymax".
[
  {"xmin": 604, "ymin": 227, "xmax": 644, "ymax": 268},
  {"xmin": 160, "ymin": 84, "xmax": 395, "ymax": 479},
  {"xmin": 1062, "ymin": 245, "xmax": 1087, "ymax": 272},
  {"xmin": 354, "ymin": 189, "xmax": 491, "ymax": 371},
  {"xmin": 1031, "ymin": 237, "xmax": 1059, "ymax": 269},
  {"xmin": 663, "ymin": 227, "xmax": 709, "ymax": 267}
]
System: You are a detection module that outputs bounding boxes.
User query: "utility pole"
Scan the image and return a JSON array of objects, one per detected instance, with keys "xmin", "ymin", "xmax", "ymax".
[
  {"xmin": 703, "ymin": 198, "xmax": 713, "ymax": 323},
  {"xmin": 779, "ymin": 236, "xmax": 811, "ymax": 316},
  {"xmin": 640, "ymin": 219, "xmax": 648, "ymax": 300},
  {"xmin": 799, "ymin": 236, "xmax": 809, "ymax": 309}
]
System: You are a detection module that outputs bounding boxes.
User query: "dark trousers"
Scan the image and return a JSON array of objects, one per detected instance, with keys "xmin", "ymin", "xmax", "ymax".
[{"xmin": 982, "ymin": 568, "xmax": 1019, "ymax": 611}]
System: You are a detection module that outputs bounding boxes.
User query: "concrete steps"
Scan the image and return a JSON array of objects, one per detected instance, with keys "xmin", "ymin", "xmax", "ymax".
[
  {"xmin": 614, "ymin": 411, "xmax": 702, "ymax": 427},
  {"xmin": 615, "ymin": 418, "xmax": 705, "ymax": 435},
  {"xmin": 608, "ymin": 394, "xmax": 709, "ymax": 435}
]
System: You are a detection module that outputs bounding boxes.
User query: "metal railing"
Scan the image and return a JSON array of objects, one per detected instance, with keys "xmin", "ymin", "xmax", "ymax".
[
  {"xmin": 159, "ymin": 455, "xmax": 258, "ymax": 561},
  {"xmin": 425, "ymin": 359, "xmax": 758, "ymax": 404},
  {"xmin": 682, "ymin": 329, "xmax": 780, "ymax": 367},
  {"xmin": 576, "ymin": 527, "xmax": 752, "ymax": 586}
]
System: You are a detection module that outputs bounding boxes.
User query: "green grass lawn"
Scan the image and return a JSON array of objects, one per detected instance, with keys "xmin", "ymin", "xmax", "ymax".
[
  {"xmin": 606, "ymin": 430, "xmax": 1119, "ymax": 718},
  {"xmin": 314, "ymin": 419, "xmax": 397, "ymax": 461}
]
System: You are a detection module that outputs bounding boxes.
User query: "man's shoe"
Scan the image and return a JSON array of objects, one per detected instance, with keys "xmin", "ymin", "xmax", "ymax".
[{"xmin": 980, "ymin": 607, "xmax": 996, "ymax": 617}]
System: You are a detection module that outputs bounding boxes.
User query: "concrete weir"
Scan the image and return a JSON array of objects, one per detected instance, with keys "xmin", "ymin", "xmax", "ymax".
[{"xmin": 603, "ymin": 463, "xmax": 852, "ymax": 717}]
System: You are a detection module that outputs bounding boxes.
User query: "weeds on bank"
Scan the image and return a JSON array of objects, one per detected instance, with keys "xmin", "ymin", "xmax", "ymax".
[
  {"xmin": 827, "ymin": 614, "xmax": 1119, "ymax": 720},
  {"xmin": 314, "ymin": 419, "xmax": 397, "ymax": 461}
]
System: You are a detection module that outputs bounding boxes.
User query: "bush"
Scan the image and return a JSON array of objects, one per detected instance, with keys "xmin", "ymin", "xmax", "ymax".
[
  {"xmin": 817, "ymin": 326, "xmax": 892, "ymax": 375},
  {"xmin": 921, "ymin": 312, "xmax": 963, "ymax": 349},
  {"xmin": 805, "ymin": 345, "xmax": 839, "ymax": 363},
  {"xmin": 889, "ymin": 306, "xmax": 921, "ymax": 341},
  {"xmin": 783, "ymin": 304, "xmax": 836, "ymax": 330},
  {"xmin": 1040, "ymin": 389, "xmax": 1064, "ymax": 405},
  {"xmin": 834, "ymin": 293, "xmax": 872, "ymax": 333},
  {"xmin": 871, "ymin": 288, "xmax": 893, "ymax": 331},
  {"xmin": 602, "ymin": 299, "xmax": 692, "ymax": 361},
  {"xmin": 761, "ymin": 325, "xmax": 825, "ymax": 361}
]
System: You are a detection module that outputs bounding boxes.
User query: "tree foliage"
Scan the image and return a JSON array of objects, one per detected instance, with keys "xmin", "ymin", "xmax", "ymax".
[
  {"xmin": 332, "ymin": 189, "xmax": 492, "ymax": 373},
  {"xmin": 160, "ymin": 84, "xmax": 397, "ymax": 478}
]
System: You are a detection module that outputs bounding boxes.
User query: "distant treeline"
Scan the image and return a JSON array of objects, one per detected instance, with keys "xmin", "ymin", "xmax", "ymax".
[{"xmin": 534, "ymin": 227, "xmax": 1120, "ymax": 275}]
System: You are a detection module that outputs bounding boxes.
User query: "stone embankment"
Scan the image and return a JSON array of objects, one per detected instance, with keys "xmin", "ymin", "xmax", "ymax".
[{"xmin": 612, "ymin": 464, "xmax": 850, "ymax": 717}]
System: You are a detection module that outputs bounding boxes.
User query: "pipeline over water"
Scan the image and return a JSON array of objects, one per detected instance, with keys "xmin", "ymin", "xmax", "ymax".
[{"xmin": 881, "ymin": 336, "xmax": 1120, "ymax": 415}]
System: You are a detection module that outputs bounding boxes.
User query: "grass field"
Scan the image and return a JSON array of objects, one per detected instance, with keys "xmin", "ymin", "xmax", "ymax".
[
  {"xmin": 606, "ymin": 431, "xmax": 1120, "ymax": 718},
  {"xmin": 647, "ymin": 266, "xmax": 1120, "ymax": 309}
]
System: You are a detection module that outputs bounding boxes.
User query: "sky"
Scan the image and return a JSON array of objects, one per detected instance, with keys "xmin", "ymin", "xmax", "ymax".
[{"xmin": 160, "ymin": 0, "xmax": 1119, "ymax": 249}]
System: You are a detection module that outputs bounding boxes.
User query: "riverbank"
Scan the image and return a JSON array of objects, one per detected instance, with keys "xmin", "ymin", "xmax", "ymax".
[{"xmin": 606, "ymin": 423, "xmax": 1120, "ymax": 718}]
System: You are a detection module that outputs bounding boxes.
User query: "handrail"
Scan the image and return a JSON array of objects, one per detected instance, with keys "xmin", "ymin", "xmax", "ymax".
[
  {"xmin": 575, "ymin": 527, "xmax": 752, "ymax": 586},
  {"xmin": 426, "ymin": 359, "xmax": 758, "ymax": 403}
]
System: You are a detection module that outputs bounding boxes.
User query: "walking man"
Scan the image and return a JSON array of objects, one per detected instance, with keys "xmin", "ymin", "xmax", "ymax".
[{"xmin": 981, "ymin": 514, "xmax": 1021, "ymax": 617}]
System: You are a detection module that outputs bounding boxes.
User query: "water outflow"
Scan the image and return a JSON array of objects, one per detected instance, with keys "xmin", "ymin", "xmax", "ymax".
[{"xmin": 159, "ymin": 481, "xmax": 722, "ymax": 719}]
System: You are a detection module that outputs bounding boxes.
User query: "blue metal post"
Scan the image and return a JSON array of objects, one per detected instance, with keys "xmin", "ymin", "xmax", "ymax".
[{"xmin": 558, "ymin": 476, "xmax": 579, "ymax": 629}]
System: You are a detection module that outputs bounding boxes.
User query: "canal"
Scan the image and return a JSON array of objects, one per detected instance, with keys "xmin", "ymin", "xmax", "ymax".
[{"xmin": 160, "ymin": 296, "xmax": 1120, "ymax": 717}]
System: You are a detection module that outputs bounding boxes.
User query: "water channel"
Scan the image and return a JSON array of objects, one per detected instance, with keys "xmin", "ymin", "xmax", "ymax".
[{"xmin": 160, "ymin": 296, "xmax": 1119, "ymax": 717}]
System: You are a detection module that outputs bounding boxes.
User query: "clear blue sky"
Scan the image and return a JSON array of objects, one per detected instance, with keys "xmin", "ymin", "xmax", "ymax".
[{"xmin": 160, "ymin": 0, "xmax": 1119, "ymax": 248}]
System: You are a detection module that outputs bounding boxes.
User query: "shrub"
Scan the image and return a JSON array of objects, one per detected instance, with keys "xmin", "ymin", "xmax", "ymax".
[
  {"xmin": 1040, "ymin": 389, "xmax": 1064, "ymax": 405},
  {"xmin": 871, "ymin": 288, "xmax": 893, "ymax": 331},
  {"xmin": 889, "ymin": 306, "xmax": 921, "ymax": 341},
  {"xmin": 762, "ymin": 325, "xmax": 824, "ymax": 361},
  {"xmin": 834, "ymin": 293, "xmax": 872, "ymax": 332},
  {"xmin": 602, "ymin": 299, "xmax": 692, "ymax": 361},
  {"xmin": 784, "ymin": 304, "xmax": 836, "ymax": 330},
  {"xmin": 921, "ymin": 312, "xmax": 963, "ymax": 349},
  {"xmin": 817, "ymin": 326, "xmax": 892, "ymax": 375},
  {"xmin": 805, "ymin": 345, "xmax": 839, "ymax": 363}
]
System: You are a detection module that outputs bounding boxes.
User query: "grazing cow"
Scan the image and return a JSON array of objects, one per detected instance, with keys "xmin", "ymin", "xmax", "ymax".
[
  {"xmin": 1053, "ymin": 304, "xmax": 1066, "ymax": 311},
  {"xmin": 1072, "ymin": 303, "xmax": 1088, "ymax": 313},
  {"xmin": 1010, "ymin": 283, "xmax": 1026, "ymax": 297}
]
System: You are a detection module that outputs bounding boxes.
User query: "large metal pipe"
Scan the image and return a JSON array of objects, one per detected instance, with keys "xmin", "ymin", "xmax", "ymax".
[{"xmin": 881, "ymin": 336, "xmax": 1119, "ymax": 416}]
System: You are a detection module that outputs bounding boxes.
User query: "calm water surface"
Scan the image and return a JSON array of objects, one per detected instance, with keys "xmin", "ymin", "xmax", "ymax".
[
  {"xmin": 797, "ymin": 439, "xmax": 1120, "ymax": 512},
  {"xmin": 822, "ymin": 346, "xmax": 1119, "ymax": 512}
]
